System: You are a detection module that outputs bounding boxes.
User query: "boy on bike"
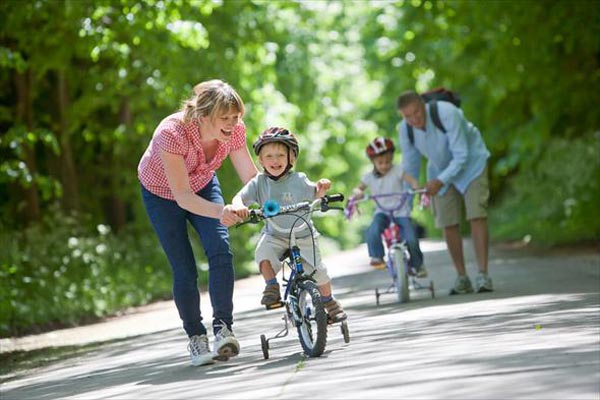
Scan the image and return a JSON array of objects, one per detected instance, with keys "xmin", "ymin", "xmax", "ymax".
[
  {"xmin": 350, "ymin": 137, "xmax": 427, "ymax": 277},
  {"xmin": 230, "ymin": 127, "xmax": 347, "ymax": 323}
]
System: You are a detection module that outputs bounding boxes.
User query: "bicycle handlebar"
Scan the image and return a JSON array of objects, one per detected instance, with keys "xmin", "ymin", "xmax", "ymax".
[
  {"xmin": 237, "ymin": 193, "xmax": 345, "ymax": 226},
  {"xmin": 345, "ymin": 189, "xmax": 428, "ymax": 220}
]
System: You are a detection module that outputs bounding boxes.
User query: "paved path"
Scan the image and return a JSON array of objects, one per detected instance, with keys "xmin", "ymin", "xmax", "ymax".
[{"xmin": 2, "ymin": 240, "xmax": 599, "ymax": 399}]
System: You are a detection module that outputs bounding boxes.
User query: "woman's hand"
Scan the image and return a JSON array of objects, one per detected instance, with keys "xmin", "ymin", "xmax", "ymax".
[{"xmin": 220, "ymin": 204, "xmax": 244, "ymax": 227}]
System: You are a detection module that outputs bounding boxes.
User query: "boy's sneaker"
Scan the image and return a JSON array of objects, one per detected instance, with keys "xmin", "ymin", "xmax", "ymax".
[
  {"xmin": 188, "ymin": 334, "xmax": 215, "ymax": 366},
  {"xmin": 213, "ymin": 322, "xmax": 240, "ymax": 362},
  {"xmin": 476, "ymin": 272, "xmax": 494, "ymax": 293},
  {"xmin": 449, "ymin": 275, "xmax": 474, "ymax": 295},
  {"xmin": 416, "ymin": 264, "xmax": 428, "ymax": 278},
  {"xmin": 370, "ymin": 257, "xmax": 386, "ymax": 270},
  {"xmin": 323, "ymin": 298, "xmax": 347, "ymax": 323},
  {"xmin": 261, "ymin": 283, "xmax": 282, "ymax": 307}
]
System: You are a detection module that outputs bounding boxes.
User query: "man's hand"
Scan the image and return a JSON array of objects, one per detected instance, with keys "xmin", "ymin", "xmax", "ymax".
[
  {"xmin": 220, "ymin": 204, "xmax": 244, "ymax": 227},
  {"xmin": 425, "ymin": 179, "xmax": 444, "ymax": 196},
  {"xmin": 316, "ymin": 178, "xmax": 332, "ymax": 198}
]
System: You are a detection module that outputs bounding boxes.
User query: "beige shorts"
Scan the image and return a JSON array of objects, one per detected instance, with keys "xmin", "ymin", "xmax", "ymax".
[
  {"xmin": 255, "ymin": 233, "xmax": 330, "ymax": 285},
  {"xmin": 432, "ymin": 166, "xmax": 489, "ymax": 228}
]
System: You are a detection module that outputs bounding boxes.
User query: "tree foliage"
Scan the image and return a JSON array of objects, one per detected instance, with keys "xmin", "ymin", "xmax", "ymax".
[{"xmin": 1, "ymin": 0, "xmax": 598, "ymax": 336}]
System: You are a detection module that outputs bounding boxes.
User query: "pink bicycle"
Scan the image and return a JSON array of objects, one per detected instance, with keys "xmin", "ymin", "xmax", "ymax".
[{"xmin": 345, "ymin": 190, "xmax": 435, "ymax": 305}]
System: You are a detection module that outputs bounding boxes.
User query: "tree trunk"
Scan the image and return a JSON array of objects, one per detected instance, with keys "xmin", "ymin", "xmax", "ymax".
[
  {"xmin": 56, "ymin": 70, "xmax": 80, "ymax": 212},
  {"xmin": 106, "ymin": 98, "xmax": 131, "ymax": 232},
  {"xmin": 14, "ymin": 68, "xmax": 41, "ymax": 223}
]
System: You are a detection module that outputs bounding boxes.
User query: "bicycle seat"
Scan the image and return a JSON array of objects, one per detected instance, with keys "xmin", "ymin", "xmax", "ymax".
[{"xmin": 279, "ymin": 249, "xmax": 291, "ymax": 262}]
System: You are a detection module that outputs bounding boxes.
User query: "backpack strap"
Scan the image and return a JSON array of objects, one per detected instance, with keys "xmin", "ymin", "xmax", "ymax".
[
  {"xmin": 406, "ymin": 123, "xmax": 414, "ymax": 146},
  {"xmin": 405, "ymin": 100, "xmax": 447, "ymax": 146},
  {"xmin": 429, "ymin": 100, "xmax": 447, "ymax": 133}
]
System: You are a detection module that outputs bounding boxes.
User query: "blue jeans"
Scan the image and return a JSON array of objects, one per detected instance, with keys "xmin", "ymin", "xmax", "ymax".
[
  {"xmin": 366, "ymin": 213, "xmax": 424, "ymax": 269},
  {"xmin": 141, "ymin": 174, "xmax": 234, "ymax": 337}
]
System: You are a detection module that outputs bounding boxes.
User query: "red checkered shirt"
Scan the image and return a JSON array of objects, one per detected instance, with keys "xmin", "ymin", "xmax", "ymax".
[{"xmin": 138, "ymin": 111, "xmax": 247, "ymax": 200}]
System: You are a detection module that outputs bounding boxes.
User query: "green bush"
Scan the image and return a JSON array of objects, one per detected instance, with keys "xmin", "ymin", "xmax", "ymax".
[
  {"xmin": 0, "ymin": 206, "xmax": 175, "ymax": 337},
  {"xmin": 492, "ymin": 135, "xmax": 600, "ymax": 245}
]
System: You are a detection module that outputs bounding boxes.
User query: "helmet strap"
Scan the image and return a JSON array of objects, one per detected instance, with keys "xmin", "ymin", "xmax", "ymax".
[{"xmin": 265, "ymin": 164, "xmax": 293, "ymax": 181}]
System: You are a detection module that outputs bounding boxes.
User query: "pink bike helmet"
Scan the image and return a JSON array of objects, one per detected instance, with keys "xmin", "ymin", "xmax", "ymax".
[{"xmin": 366, "ymin": 137, "xmax": 395, "ymax": 159}]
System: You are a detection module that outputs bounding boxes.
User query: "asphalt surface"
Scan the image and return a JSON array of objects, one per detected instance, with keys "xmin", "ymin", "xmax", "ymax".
[{"xmin": 1, "ymin": 240, "xmax": 599, "ymax": 400}]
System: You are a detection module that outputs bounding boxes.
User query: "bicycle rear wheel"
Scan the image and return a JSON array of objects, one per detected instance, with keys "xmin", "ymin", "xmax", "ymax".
[
  {"xmin": 296, "ymin": 280, "xmax": 328, "ymax": 357},
  {"xmin": 391, "ymin": 247, "xmax": 409, "ymax": 303}
]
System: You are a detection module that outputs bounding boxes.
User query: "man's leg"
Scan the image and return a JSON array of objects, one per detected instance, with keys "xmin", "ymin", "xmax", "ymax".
[
  {"xmin": 470, "ymin": 217, "xmax": 489, "ymax": 274},
  {"xmin": 443, "ymin": 224, "xmax": 466, "ymax": 275}
]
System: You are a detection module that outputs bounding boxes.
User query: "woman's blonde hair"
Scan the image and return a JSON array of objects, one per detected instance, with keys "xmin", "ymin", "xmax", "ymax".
[{"xmin": 181, "ymin": 79, "xmax": 245, "ymax": 123}]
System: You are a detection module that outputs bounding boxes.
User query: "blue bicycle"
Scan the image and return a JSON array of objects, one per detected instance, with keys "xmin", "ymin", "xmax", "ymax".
[{"xmin": 238, "ymin": 194, "xmax": 350, "ymax": 359}]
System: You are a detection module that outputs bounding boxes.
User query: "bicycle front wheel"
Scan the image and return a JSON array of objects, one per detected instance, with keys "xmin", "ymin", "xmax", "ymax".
[
  {"xmin": 391, "ymin": 247, "xmax": 409, "ymax": 303},
  {"xmin": 296, "ymin": 280, "xmax": 328, "ymax": 357}
]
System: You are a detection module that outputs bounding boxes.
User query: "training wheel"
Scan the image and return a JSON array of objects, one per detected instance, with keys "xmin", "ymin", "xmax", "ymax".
[
  {"xmin": 375, "ymin": 288, "xmax": 380, "ymax": 306},
  {"xmin": 260, "ymin": 334, "xmax": 269, "ymax": 360},
  {"xmin": 341, "ymin": 321, "xmax": 350, "ymax": 343},
  {"xmin": 430, "ymin": 280, "xmax": 435, "ymax": 299}
]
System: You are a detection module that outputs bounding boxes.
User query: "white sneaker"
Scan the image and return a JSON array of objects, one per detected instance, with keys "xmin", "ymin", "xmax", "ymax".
[
  {"xmin": 476, "ymin": 272, "xmax": 494, "ymax": 293},
  {"xmin": 213, "ymin": 323, "xmax": 240, "ymax": 361},
  {"xmin": 188, "ymin": 334, "xmax": 215, "ymax": 366}
]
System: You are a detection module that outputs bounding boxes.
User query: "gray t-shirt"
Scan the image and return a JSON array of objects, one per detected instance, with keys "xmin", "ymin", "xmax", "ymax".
[
  {"xmin": 238, "ymin": 171, "xmax": 318, "ymax": 238},
  {"xmin": 361, "ymin": 164, "xmax": 412, "ymax": 217}
]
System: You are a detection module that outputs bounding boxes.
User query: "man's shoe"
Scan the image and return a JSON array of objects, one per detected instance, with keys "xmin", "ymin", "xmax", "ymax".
[
  {"xmin": 188, "ymin": 334, "xmax": 215, "ymax": 366},
  {"xmin": 476, "ymin": 272, "xmax": 494, "ymax": 293},
  {"xmin": 449, "ymin": 275, "xmax": 474, "ymax": 295},
  {"xmin": 370, "ymin": 257, "xmax": 386, "ymax": 270},
  {"xmin": 213, "ymin": 322, "xmax": 240, "ymax": 361}
]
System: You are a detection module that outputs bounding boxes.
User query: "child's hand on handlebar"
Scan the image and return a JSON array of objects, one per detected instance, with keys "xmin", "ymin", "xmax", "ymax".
[
  {"xmin": 231, "ymin": 204, "xmax": 250, "ymax": 220},
  {"xmin": 316, "ymin": 178, "xmax": 331, "ymax": 198},
  {"xmin": 351, "ymin": 187, "xmax": 365, "ymax": 200}
]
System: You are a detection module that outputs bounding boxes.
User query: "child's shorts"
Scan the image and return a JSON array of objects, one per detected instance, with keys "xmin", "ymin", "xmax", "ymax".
[{"xmin": 255, "ymin": 233, "xmax": 331, "ymax": 285}]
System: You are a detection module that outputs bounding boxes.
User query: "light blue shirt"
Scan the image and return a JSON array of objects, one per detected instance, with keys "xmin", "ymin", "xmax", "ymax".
[{"xmin": 398, "ymin": 101, "xmax": 490, "ymax": 195}]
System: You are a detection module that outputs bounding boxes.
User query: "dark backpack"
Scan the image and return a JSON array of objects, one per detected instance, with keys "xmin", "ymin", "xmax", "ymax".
[{"xmin": 406, "ymin": 87, "xmax": 461, "ymax": 145}]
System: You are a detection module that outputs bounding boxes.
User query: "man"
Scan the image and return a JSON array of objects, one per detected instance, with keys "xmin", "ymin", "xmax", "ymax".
[{"xmin": 396, "ymin": 90, "xmax": 493, "ymax": 294}]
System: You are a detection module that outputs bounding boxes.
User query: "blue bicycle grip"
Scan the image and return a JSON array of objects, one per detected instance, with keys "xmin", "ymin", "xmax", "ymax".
[{"xmin": 263, "ymin": 200, "xmax": 280, "ymax": 217}]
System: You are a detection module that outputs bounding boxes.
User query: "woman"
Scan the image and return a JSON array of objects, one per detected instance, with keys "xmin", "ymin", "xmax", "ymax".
[{"xmin": 138, "ymin": 79, "xmax": 257, "ymax": 366}]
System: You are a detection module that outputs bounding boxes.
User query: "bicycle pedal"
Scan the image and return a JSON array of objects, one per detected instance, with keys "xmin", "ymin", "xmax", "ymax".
[{"xmin": 265, "ymin": 301, "xmax": 284, "ymax": 310}]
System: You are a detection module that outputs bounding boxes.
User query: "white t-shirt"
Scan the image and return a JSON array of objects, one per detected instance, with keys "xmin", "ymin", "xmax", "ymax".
[{"xmin": 361, "ymin": 164, "xmax": 412, "ymax": 217}]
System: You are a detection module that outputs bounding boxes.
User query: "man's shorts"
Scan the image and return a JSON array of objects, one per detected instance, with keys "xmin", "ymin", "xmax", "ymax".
[
  {"xmin": 431, "ymin": 166, "xmax": 489, "ymax": 228},
  {"xmin": 255, "ymin": 233, "xmax": 331, "ymax": 285}
]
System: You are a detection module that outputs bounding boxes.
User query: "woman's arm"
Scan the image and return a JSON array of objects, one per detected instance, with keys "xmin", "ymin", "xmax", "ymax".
[
  {"xmin": 160, "ymin": 149, "xmax": 224, "ymax": 218},
  {"xmin": 229, "ymin": 146, "xmax": 259, "ymax": 185}
]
